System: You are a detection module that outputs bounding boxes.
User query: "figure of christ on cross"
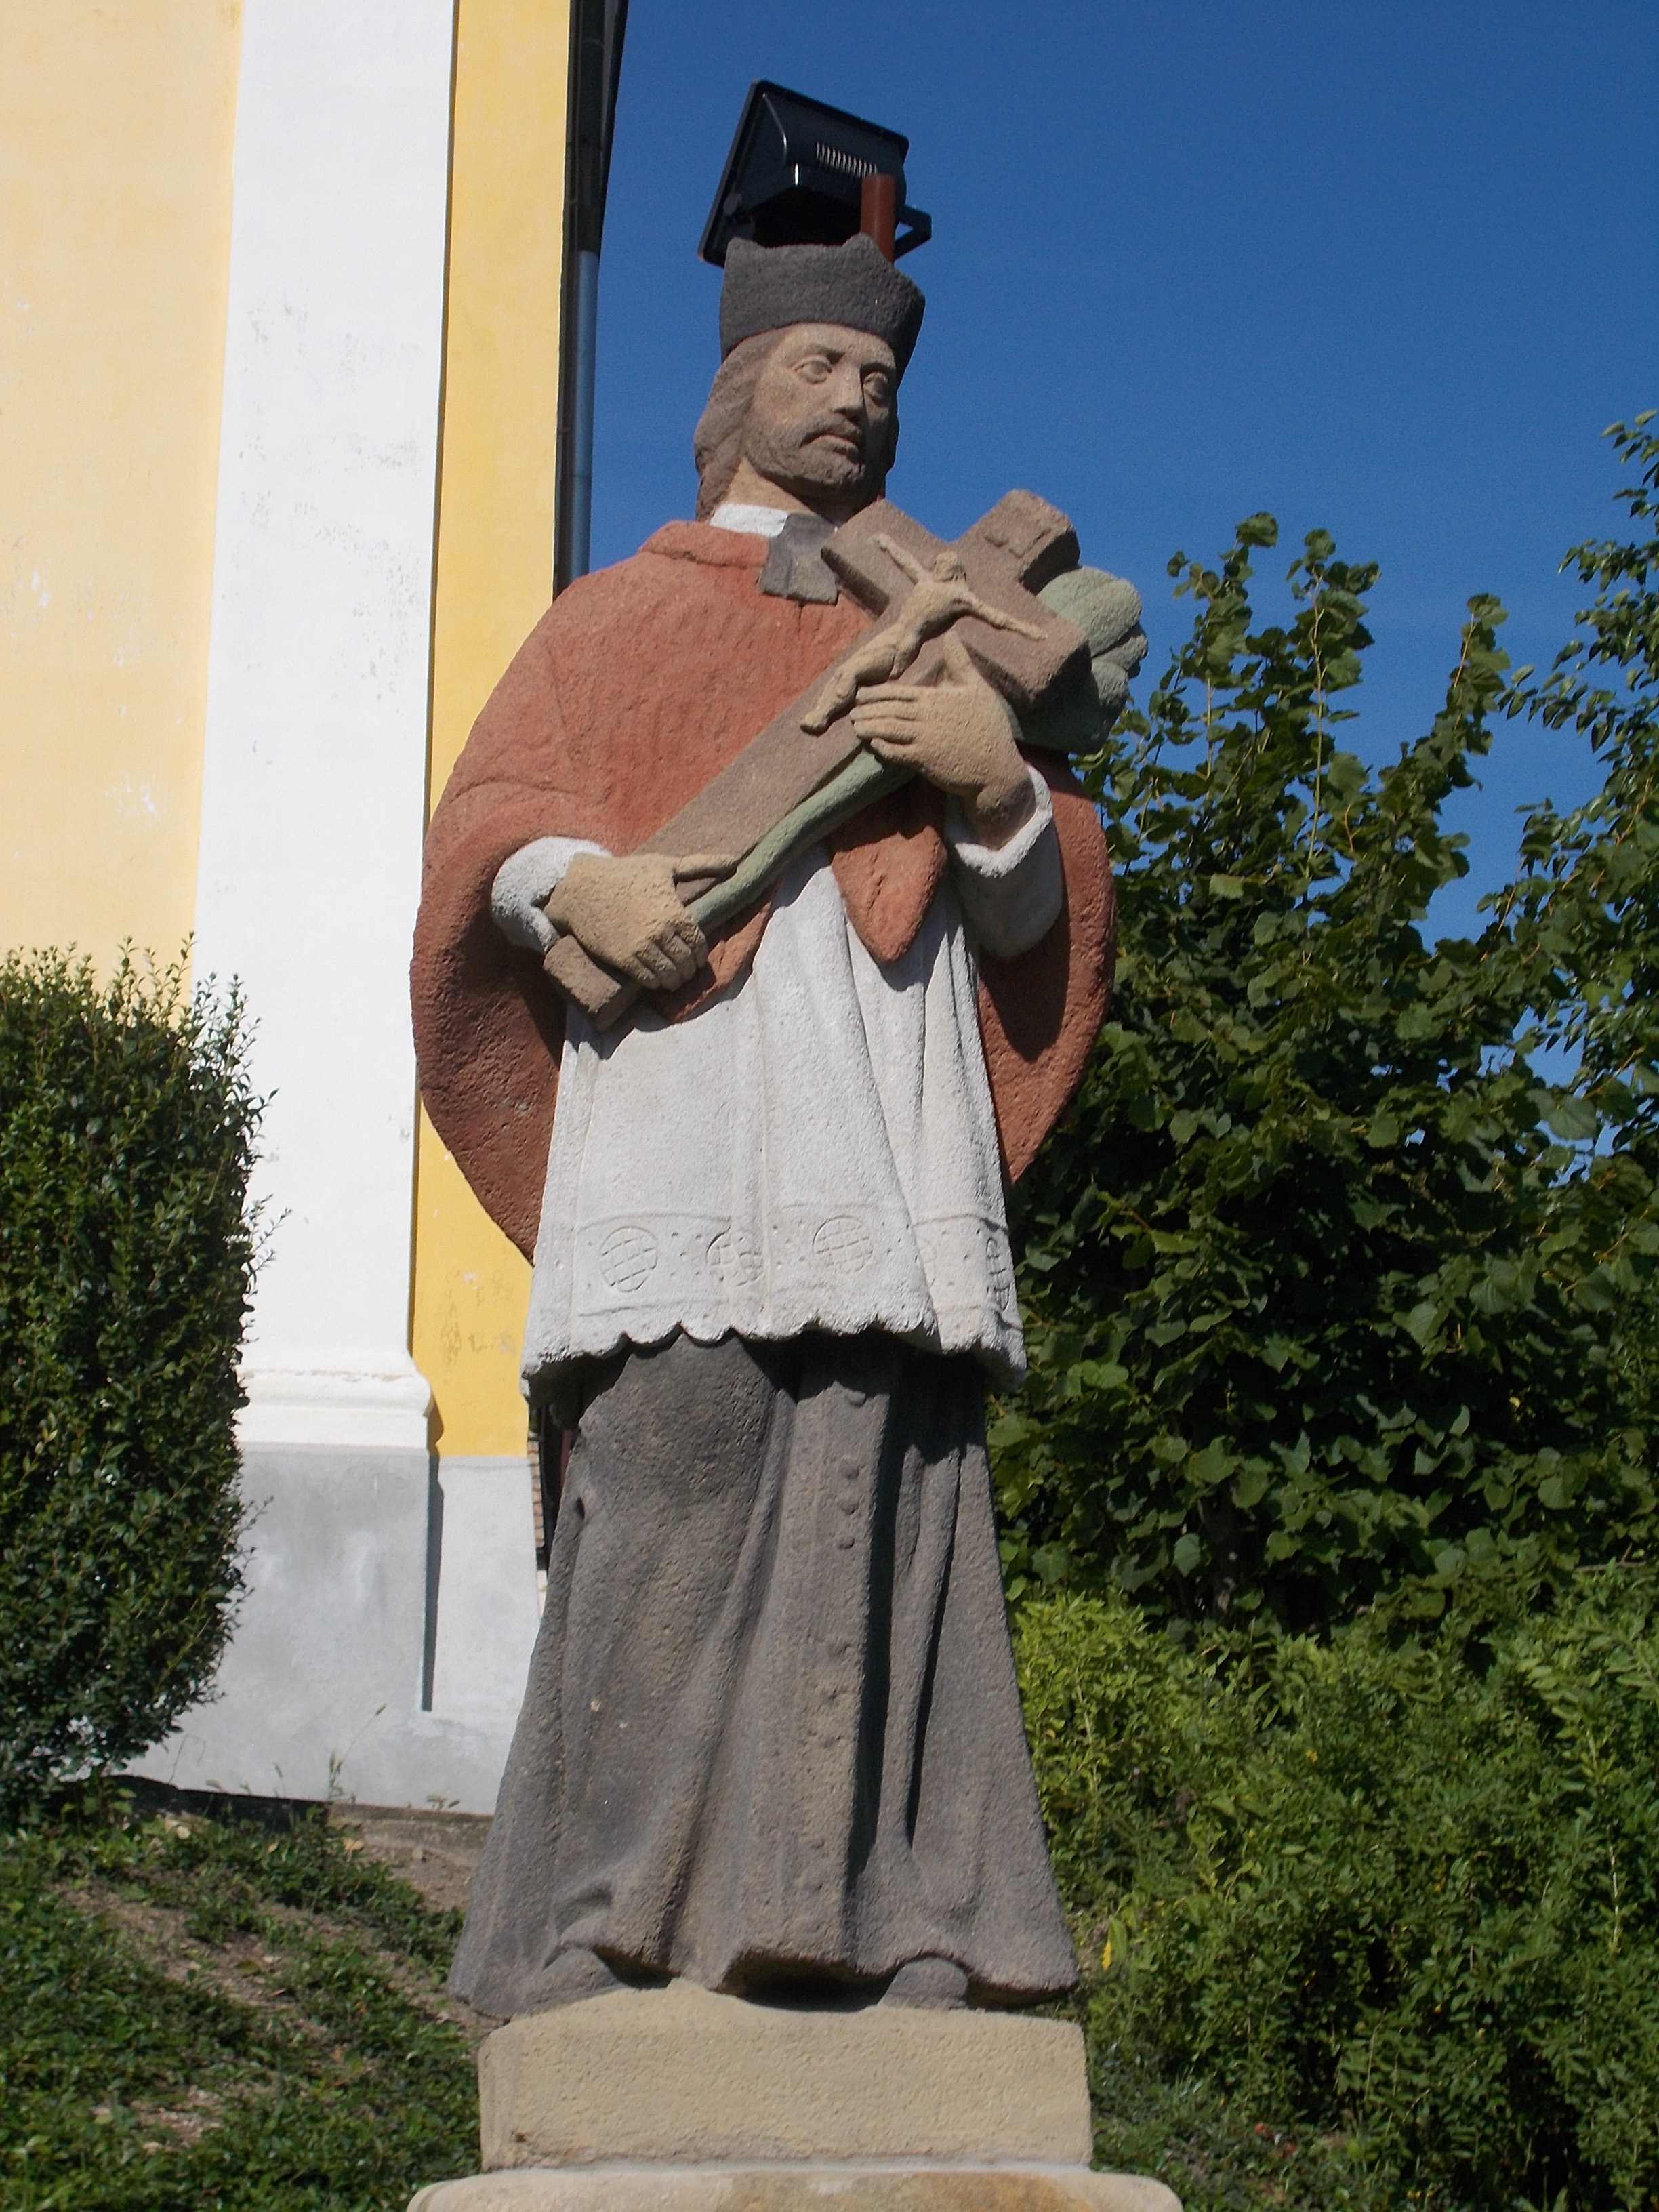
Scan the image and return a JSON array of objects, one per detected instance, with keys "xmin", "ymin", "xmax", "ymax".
[{"xmin": 411, "ymin": 231, "xmax": 1134, "ymax": 2022}]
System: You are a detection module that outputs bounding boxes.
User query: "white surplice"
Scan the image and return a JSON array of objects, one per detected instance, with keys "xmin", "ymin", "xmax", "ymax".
[{"xmin": 491, "ymin": 508, "xmax": 1063, "ymax": 1397}]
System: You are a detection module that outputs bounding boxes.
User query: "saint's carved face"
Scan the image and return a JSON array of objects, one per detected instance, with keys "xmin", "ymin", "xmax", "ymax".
[{"xmin": 739, "ymin": 323, "xmax": 898, "ymax": 516}]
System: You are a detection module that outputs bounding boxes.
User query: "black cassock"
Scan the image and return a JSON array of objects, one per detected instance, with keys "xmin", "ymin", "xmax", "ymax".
[{"xmin": 449, "ymin": 1330, "xmax": 1077, "ymax": 2017}]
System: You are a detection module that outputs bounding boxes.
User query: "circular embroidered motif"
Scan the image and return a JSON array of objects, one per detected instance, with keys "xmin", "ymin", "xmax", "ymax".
[
  {"xmin": 600, "ymin": 1225, "xmax": 659, "ymax": 1295},
  {"xmin": 707, "ymin": 1227, "xmax": 762, "ymax": 1286},
  {"xmin": 812, "ymin": 1214, "xmax": 874, "ymax": 1275}
]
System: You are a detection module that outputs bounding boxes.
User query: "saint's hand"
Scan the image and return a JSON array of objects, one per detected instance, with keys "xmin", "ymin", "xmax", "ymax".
[
  {"xmin": 542, "ymin": 851, "xmax": 734, "ymax": 991},
  {"xmin": 848, "ymin": 636, "xmax": 1036, "ymax": 846}
]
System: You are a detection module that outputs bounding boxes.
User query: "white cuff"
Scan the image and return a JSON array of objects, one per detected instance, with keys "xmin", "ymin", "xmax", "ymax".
[
  {"xmin": 944, "ymin": 766, "xmax": 1063, "ymax": 958},
  {"xmin": 491, "ymin": 835, "xmax": 610, "ymax": 954}
]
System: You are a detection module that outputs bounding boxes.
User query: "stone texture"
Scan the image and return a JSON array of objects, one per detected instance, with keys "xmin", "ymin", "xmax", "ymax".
[
  {"xmin": 719, "ymin": 235, "xmax": 926, "ymax": 370},
  {"xmin": 409, "ymin": 2167, "xmax": 1181, "ymax": 2212},
  {"xmin": 476, "ymin": 1986, "xmax": 1094, "ymax": 2169}
]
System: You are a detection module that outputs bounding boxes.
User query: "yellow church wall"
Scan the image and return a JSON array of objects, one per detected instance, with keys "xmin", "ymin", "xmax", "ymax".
[
  {"xmin": 0, "ymin": 2, "xmax": 242, "ymax": 970},
  {"xmin": 410, "ymin": 0, "xmax": 571, "ymax": 1457}
]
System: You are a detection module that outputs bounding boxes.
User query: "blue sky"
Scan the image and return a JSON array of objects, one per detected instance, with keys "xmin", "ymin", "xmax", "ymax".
[{"xmin": 589, "ymin": 1, "xmax": 1658, "ymax": 940}]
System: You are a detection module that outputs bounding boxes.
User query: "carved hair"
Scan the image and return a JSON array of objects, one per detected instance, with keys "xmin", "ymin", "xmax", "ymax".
[
  {"xmin": 691, "ymin": 328, "xmax": 900, "ymax": 520},
  {"xmin": 691, "ymin": 333, "xmax": 776, "ymax": 519}
]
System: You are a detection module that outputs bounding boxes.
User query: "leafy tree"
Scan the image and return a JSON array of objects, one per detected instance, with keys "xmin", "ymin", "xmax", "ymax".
[
  {"xmin": 997, "ymin": 436, "xmax": 1658, "ymax": 1631},
  {"xmin": 0, "ymin": 952, "xmax": 261, "ymax": 1817},
  {"xmin": 1499, "ymin": 411, "xmax": 1659, "ymax": 1435}
]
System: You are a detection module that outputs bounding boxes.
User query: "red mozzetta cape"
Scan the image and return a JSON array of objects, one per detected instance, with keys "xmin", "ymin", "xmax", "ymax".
[{"xmin": 411, "ymin": 520, "xmax": 1116, "ymax": 1261}]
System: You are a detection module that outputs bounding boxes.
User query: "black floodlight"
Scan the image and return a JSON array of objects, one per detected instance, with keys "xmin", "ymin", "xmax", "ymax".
[{"xmin": 698, "ymin": 81, "xmax": 932, "ymax": 266}]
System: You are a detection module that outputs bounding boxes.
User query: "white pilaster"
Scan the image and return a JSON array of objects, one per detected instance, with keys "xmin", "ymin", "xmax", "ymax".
[{"xmin": 194, "ymin": 0, "xmax": 455, "ymax": 1448}]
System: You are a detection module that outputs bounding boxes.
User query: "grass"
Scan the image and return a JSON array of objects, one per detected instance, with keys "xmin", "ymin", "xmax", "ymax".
[{"xmin": 0, "ymin": 1788, "xmax": 480, "ymax": 2211}]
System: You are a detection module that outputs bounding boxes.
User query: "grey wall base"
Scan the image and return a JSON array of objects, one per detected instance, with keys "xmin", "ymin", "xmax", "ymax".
[{"xmin": 127, "ymin": 1447, "xmax": 539, "ymax": 1815}]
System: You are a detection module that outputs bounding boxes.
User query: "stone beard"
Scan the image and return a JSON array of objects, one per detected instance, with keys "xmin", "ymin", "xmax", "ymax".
[{"xmin": 412, "ymin": 234, "xmax": 1122, "ymax": 2020}]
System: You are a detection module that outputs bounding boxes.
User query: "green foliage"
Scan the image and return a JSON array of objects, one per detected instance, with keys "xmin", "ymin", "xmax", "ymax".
[
  {"xmin": 1499, "ymin": 414, "xmax": 1659, "ymax": 1436},
  {"xmin": 1082, "ymin": 2047, "xmax": 1387, "ymax": 2212},
  {"xmin": 0, "ymin": 951, "xmax": 260, "ymax": 1818},
  {"xmin": 1017, "ymin": 1575, "xmax": 1659, "ymax": 2212},
  {"xmin": 998, "ymin": 436, "xmax": 1658, "ymax": 1629},
  {"xmin": 0, "ymin": 1797, "xmax": 476, "ymax": 2209},
  {"xmin": 1502, "ymin": 417, "xmax": 1659, "ymax": 1135}
]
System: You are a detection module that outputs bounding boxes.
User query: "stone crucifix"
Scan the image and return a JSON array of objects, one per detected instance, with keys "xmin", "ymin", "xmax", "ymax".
[{"xmin": 541, "ymin": 489, "xmax": 1092, "ymax": 1029}]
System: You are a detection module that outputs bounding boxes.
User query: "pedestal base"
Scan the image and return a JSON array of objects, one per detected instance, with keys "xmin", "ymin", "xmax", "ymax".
[
  {"xmin": 409, "ymin": 1986, "xmax": 1180, "ymax": 2212},
  {"xmin": 478, "ymin": 1985, "xmax": 1093, "ymax": 2167},
  {"xmin": 410, "ymin": 2165, "xmax": 1180, "ymax": 2212}
]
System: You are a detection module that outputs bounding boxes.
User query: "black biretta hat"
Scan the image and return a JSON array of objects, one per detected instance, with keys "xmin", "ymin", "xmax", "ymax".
[{"xmin": 719, "ymin": 234, "xmax": 926, "ymax": 375}]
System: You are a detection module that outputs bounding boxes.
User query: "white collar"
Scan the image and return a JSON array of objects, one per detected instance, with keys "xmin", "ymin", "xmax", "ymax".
[{"xmin": 708, "ymin": 501, "xmax": 793, "ymax": 539}]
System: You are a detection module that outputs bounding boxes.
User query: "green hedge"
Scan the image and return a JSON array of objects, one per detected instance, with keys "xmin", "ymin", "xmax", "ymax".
[
  {"xmin": 1017, "ymin": 1573, "xmax": 1659, "ymax": 2211},
  {"xmin": 0, "ymin": 951, "xmax": 260, "ymax": 1820}
]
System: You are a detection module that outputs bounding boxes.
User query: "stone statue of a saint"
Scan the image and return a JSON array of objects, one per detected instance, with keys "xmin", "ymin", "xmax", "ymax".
[{"xmin": 411, "ymin": 233, "xmax": 1143, "ymax": 2022}]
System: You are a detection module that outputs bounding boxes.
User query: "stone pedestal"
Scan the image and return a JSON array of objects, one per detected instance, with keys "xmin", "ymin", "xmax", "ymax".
[
  {"xmin": 409, "ymin": 2167, "xmax": 1176, "ymax": 2212},
  {"xmin": 409, "ymin": 1986, "xmax": 1179, "ymax": 2212}
]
